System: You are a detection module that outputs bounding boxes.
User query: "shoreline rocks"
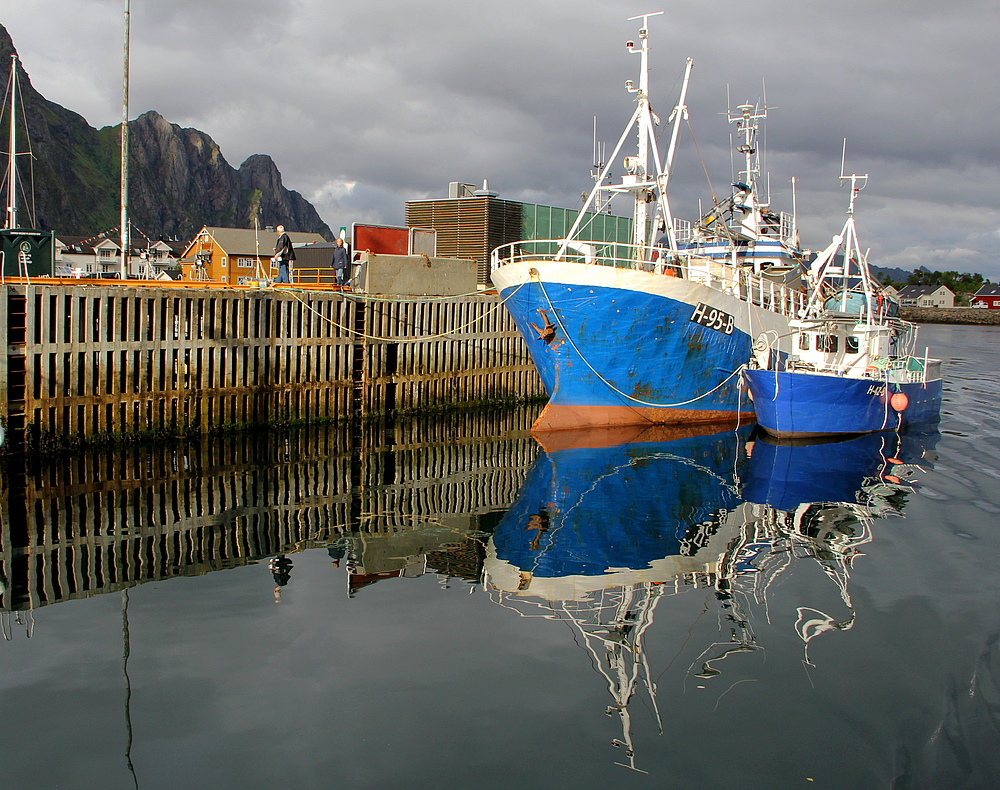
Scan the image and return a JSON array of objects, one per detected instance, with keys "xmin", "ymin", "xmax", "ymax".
[{"xmin": 900, "ymin": 306, "xmax": 1000, "ymax": 325}]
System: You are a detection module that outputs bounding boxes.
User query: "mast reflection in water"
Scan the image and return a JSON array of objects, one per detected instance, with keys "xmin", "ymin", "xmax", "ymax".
[{"xmin": 484, "ymin": 422, "xmax": 938, "ymax": 771}]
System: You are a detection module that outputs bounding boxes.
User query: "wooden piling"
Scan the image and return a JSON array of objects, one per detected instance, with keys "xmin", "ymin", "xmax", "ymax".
[{"xmin": 0, "ymin": 283, "xmax": 543, "ymax": 450}]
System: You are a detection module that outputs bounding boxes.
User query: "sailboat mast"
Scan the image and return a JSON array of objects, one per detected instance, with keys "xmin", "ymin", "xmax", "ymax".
[
  {"xmin": 120, "ymin": 0, "xmax": 130, "ymax": 279},
  {"xmin": 6, "ymin": 55, "xmax": 18, "ymax": 230}
]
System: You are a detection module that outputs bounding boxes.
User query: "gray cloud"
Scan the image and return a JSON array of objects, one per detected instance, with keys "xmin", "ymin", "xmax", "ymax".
[{"xmin": 6, "ymin": 0, "xmax": 999, "ymax": 276}]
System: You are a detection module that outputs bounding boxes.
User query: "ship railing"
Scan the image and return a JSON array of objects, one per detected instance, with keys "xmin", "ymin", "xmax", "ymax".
[
  {"xmin": 780, "ymin": 211, "xmax": 796, "ymax": 245},
  {"xmin": 740, "ymin": 269, "xmax": 807, "ymax": 317},
  {"xmin": 672, "ymin": 218, "xmax": 695, "ymax": 246},
  {"xmin": 880, "ymin": 356, "xmax": 934, "ymax": 384},
  {"xmin": 491, "ymin": 240, "xmax": 808, "ymax": 318},
  {"xmin": 491, "ymin": 239, "xmax": 715, "ymax": 275}
]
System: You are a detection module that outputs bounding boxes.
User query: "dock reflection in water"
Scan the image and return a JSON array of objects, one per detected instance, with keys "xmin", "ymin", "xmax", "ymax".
[
  {"xmin": 484, "ymin": 422, "xmax": 937, "ymax": 771},
  {"xmin": 0, "ymin": 408, "xmax": 538, "ymax": 620}
]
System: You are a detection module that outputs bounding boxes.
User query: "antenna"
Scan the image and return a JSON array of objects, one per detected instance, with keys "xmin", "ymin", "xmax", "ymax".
[
  {"xmin": 592, "ymin": 116, "xmax": 606, "ymax": 179},
  {"xmin": 791, "ymin": 175, "xmax": 798, "ymax": 243},
  {"xmin": 626, "ymin": 11, "xmax": 665, "ymax": 26},
  {"xmin": 840, "ymin": 138, "xmax": 868, "ymax": 215},
  {"xmin": 759, "ymin": 85, "xmax": 768, "ymax": 204}
]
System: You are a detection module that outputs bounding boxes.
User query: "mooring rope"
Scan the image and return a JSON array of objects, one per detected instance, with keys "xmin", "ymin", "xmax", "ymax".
[{"xmin": 284, "ymin": 280, "xmax": 526, "ymax": 343}]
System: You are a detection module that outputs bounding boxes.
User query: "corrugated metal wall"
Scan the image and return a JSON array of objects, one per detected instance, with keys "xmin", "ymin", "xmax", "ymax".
[{"xmin": 406, "ymin": 197, "xmax": 523, "ymax": 286}]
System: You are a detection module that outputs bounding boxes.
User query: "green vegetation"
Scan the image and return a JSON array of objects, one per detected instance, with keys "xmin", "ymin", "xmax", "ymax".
[
  {"xmin": 881, "ymin": 268, "xmax": 989, "ymax": 294},
  {"xmin": 877, "ymin": 268, "xmax": 990, "ymax": 306}
]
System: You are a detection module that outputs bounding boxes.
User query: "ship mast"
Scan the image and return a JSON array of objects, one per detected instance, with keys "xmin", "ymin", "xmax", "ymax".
[
  {"xmin": 624, "ymin": 12, "xmax": 664, "ymax": 249},
  {"xmin": 729, "ymin": 103, "xmax": 767, "ymax": 239},
  {"xmin": 803, "ymin": 143, "xmax": 871, "ymax": 319},
  {"xmin": 838, "ymin": 140, "xmax": 871, "ymax": 315},
  {"xmin": 119, "ymin": 0, "xmax": 130, "ymax": 279},
  {"xmin": 555, "ymin": 12, "xmax": 695, "ymax": 260},
  {"xmin": 659, "ymin": 57, "xmax": 693, "ymax": 249},
  {"xmin": 5, "ymin": 54, "xmax": 19, "ymax": 230}
]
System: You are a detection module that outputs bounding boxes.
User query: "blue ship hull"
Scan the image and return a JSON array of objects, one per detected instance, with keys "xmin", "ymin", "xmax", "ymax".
[
  {"xmin": 744, "ymin": 368, "xmax": 943, "ymax": 438},
  {"xmin": 493, "ymin": 262, "xmax": 782, "ymax": 431}
]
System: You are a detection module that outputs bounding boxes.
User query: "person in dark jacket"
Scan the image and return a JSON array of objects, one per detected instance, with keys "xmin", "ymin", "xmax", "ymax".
[
  {"xmin": 330, "ymin": 237, "xmax": 350, "ymax": 286},
  {"xmin": 273, "ymin": 225, "xmax": 295, "ymax": 284}
]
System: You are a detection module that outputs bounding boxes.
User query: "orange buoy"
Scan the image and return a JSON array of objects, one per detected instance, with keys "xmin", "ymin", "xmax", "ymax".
[{"xmin": 890, "ymin": 392, "xmax": 909, "ymax": 412}]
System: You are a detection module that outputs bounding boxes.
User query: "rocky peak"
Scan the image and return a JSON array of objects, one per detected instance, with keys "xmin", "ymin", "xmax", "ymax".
[{"xmin": 0, "ymin": 24, "xmax": 332, "ymax": 241}]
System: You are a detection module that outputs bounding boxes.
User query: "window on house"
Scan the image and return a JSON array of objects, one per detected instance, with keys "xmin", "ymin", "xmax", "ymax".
[
  {"xmin": 237, "ymin": 257, "xmax": 255, "ymax": 268},
  {"xmin": 99, "ymin": 248, "xmax": 114, "ymax": 259}
]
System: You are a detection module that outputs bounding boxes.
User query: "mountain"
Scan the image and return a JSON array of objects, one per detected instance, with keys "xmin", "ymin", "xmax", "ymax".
[
  {"xmin": 0, "ymin": 25, "xmax": 332, "ymax": 241},
  {"xmin": 870, "ymin": 265, "xmax": 913, "ymax": 285}
]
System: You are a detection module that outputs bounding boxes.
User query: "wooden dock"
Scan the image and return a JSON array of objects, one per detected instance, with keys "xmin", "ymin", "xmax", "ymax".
[{"xmin": 0, "ymin": 281, "xmax": 543, "ymax": 451}]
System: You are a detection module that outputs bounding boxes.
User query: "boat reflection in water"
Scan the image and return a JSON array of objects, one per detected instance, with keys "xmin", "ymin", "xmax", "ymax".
[
  {"xmin": 484, "ymin": 422, "xmax": 938, "ymax": 771},
  {"xmin": 733, "ymin": 427, "xmax": 938, "ymax": 664},
  {"xmin": 485, "ymin": 423, "xmax": 751, "ymax": 772}
]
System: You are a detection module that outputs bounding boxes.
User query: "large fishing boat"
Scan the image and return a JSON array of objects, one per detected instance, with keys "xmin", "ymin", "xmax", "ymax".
[
  {"xmin": 490, "ymin": 14, "xmax": 807, "ymax": 432},
  {"xmin": 743, "ymin": 165, "xmax": 943, "ymax": 438}
]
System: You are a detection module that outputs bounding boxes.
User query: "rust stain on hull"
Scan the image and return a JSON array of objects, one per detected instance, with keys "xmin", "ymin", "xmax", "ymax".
[{"xmin": 532, "ymin": 403, "xmax": 755, "ymax": 435}]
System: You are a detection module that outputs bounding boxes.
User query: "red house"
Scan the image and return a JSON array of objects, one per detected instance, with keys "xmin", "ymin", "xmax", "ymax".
[{"xmin": 970, "ymin": 284, "xmax": 1000, "ymax": 308}]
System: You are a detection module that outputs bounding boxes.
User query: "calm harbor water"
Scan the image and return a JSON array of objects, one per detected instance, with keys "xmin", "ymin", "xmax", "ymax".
[{"xmin": 0, "ymin": 323, "xmax": 998, "ymax": 789}]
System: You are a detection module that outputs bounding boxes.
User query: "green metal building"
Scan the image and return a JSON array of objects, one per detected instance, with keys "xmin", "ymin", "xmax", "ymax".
[{"xmin": 405, "ymin": 190, "xmax": 632, "ymax": 286}]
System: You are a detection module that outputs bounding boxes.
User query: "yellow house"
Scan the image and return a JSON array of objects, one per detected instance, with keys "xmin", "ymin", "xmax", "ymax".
[{"xmin": 179, "ymin": 226, "xmax": 327, "ymax": 285}]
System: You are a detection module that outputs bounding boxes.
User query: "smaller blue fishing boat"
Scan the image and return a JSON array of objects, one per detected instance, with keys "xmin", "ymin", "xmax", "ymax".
[{"xmin": 743, "ymin": 161, "xmax": 942, "ymax": 438}]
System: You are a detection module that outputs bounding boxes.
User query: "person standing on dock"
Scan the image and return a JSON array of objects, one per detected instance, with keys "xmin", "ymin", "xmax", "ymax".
[
  {"xmin": 273, "ymin": 225, "xmax": 295, "ymax": 284},
  {"xmin": 330, "ymin": 237, "xmax": 350, "ymax": 286}
]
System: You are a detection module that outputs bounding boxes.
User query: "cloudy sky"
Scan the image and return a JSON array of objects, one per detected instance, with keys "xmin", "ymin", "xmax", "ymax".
[{"xmin": 5, "ymin": 0, "xmax": 1000, "ymax": 276}]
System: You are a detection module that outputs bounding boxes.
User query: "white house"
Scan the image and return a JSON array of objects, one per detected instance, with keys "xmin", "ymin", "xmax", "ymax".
[
  {"xmin": 55, "ymin": 234, "xmax": 183, "ymax": 279},
  {"xmin": 896, "ymin": 284, "xmax": 955, "ymax": 308}
]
